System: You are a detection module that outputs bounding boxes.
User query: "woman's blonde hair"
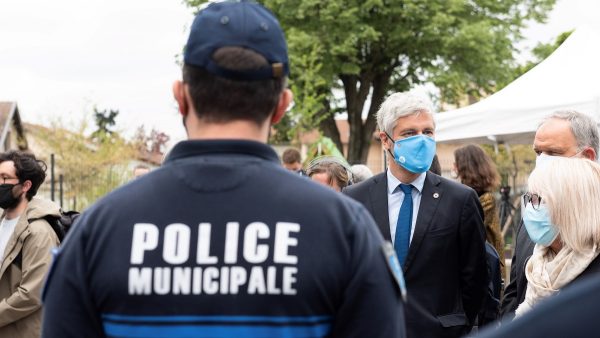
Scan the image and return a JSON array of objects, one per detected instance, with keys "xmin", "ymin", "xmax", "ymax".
[{"xmin": 528, "ymin": 157, "xmax": 600, "ymax": 252}]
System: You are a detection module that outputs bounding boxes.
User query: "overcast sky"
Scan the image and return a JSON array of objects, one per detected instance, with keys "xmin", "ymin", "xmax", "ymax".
[{"xmin": 0, "ymin": 0, "xmax": 598, "ymax": 146}]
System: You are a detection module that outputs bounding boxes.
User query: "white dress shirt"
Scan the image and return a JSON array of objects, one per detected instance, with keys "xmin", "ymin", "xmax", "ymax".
[{"xmin": 386, "ymin": 170, "xmax": 426, "ymax": 245}]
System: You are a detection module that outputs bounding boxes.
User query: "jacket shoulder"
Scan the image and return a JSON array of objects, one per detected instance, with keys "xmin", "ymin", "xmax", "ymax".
[{"xmin": 343, "ymin": 172, "xmax": 384, "ymax": 197}]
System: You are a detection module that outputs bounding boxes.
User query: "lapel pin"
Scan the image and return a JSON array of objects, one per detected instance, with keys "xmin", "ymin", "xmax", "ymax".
[{"xmin": 433, "ymin": 192, "xmax": 440, "ymax": 199}]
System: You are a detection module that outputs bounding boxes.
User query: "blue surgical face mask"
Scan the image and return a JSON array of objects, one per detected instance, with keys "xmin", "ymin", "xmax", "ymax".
[
  {"xmin": 386, "ymin": 133, "xmax": 436, "ymax": 174},
  {"xmin": 522, "ymin": 203, "xmax": 559, "ymax": 247}
]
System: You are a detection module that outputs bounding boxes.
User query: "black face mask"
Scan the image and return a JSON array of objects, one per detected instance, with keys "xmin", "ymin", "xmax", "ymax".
[{"xmin": 0, "ymin": 184, "xmax": 21, "ymax": 210}]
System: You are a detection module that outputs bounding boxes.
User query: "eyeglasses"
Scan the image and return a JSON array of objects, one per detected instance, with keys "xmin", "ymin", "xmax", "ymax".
[
  {"xmin": 0, "ymin": 176, "xmax": 19, "ymax": 185},
  {"xmin": 523, "ymin": 193, "xmax": 542, "ymax": 210}
]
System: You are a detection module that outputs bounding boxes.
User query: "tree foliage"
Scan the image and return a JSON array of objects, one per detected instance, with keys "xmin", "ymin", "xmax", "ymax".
[
  {"xmin": 132, "ymin": 126, "xmax": 171, "ymax": 155},
  {"xmin": 185, "ymin": 0, "xmax": 555, "ymax": 163},
  {"xmin": 91, "ymin": 107, "xmax": 119, "ymax": 142},
  {"xmin": 34, "ymin": 115, "xmax": 136, "ymax": 210}
]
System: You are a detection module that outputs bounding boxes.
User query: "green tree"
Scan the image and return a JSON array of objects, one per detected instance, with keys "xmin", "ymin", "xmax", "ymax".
[
  {"xmin": 185, "ymin": 0, "xmax": 555, "ymax": 163},
  {"xmin": 35, "ymin": 116, "xmax": 136, "ymax": 210},
  {"xmin": 91, "ymin": 107, "xmax": 119, "ymax": 142}
]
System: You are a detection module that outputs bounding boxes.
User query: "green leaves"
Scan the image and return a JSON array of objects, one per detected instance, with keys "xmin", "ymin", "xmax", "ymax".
[{"xmin": 184, "ymin": 0, "xmax": 556, "ymax": 162}]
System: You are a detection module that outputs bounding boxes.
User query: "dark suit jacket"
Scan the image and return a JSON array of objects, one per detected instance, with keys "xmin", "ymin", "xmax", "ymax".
[
  {"xmin": 343, "ymin": 172, "xmax": 488, "ymax": 338},
  {"xmin": 501, "ymin": 220, "xmax": 600, "ymax": 320},
  {"xmin": 499, "ymin": 220, "xmax": 534, "ymax": 320}
]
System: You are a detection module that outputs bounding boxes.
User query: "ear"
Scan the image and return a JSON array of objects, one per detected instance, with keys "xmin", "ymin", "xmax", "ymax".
[
  {"xmin": 21, "ymin": 180, "xmax": 32, "ymax": 195},
  {"xmin": 271, "ymin": 89, "xmax": 293, "ymax": 125},
  {"xmin": 379, "ymin": 131, "xmax": 391, "ymax": 150},
  {"xmin": 582, "ymin": 147, "xmax": 597, "ymax": 161},
  {"xmin": 172, "ymin": 80, "xmax": 188, "ymax": 116}
]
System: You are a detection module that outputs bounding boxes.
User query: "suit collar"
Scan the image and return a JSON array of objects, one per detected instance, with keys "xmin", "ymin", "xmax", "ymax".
[
  {"xmin": 386, "ymin": 170, "xmax": 427, "ymax": 194},
  {"xmin": 369, "ymin": 173, "xmax": 392, "ymax": 241}
]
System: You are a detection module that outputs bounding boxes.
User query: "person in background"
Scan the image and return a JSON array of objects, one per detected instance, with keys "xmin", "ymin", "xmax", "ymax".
[
  {"xmin": 429, "ymin": 154, "xmax": 442, "ymax": 176},
  {"xmin": 454, "ymin": 144, "xmax": 505, "ymax": 275},
  {"xmin": 343, "ymin": 92, "xmax": 487, "ymax": 338},
  {"xmin": 41, "ymin": 1, "xmax": 406, "ymax": 337},
  {"xmin": 306, "ymin": 156, "xmax": 352, "ymax": 192},
  {"xmin": 500, "ymin": 110, "xmax": 599, "ymax": 320},
  {"xmin": 514, "ymin": 157, "xmax": 600, "ymax": 316},
  {"xmin": 350, "ymin": 164, "xmax": 373, "ymax": 184},
  {"xmin": 281, "ymin": 148, "xmax": 305, "ymax": 176},
  {"xmin": 0, "ymin": 150, "xmax": 62, "ymax": 337},
  {"xmin": 132, "ymin": 164, "xmax": 151, "ymax": 179}
]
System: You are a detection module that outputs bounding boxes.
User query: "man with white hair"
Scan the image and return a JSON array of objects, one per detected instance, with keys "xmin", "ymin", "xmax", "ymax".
[
  {"xmin": 344, "ymin": 92, "xmax": 488, "ymax": 338},
  {"xmin": 500, "ymin": 110, "xmax": 599, "ymax": 320}
]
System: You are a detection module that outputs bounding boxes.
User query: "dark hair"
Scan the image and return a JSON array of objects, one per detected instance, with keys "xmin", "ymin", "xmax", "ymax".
[
  {"xmin": 182, "ymin": 47, "xmax": 286, "ymax": 125},
  {"xmin": 282, "ymin": 148, "xmax": 301, "ymax": 164},
  {"xmin": 454, "ymin": 144, "xmax": 499, "ymax": 193},
  {"xmin": 429, "ymin": 154, "xmax": 441, "ymax": 175},
  {"xmin": 0, "ymin": 150, "xmax": 47, "ymax": 200}
]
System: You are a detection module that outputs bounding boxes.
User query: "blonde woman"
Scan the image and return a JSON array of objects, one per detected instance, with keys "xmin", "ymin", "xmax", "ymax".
[{"xmin": 516, "ymin": 157, "xmax": 600, "ymax": 316}]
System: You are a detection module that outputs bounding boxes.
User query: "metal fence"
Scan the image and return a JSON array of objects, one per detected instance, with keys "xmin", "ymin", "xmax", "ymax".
[{"xmin": 37, "ymin": 154, "xmax": 131, "ymax": 211}]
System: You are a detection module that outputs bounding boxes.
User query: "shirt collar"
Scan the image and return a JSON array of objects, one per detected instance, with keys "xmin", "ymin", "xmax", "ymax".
[
  {"xmin": 164, "ymin": 139, "xmax": 281, "ymax": 164},
  {"xmin": 386, "ymin": 170, "xmax": 427, "ymax": 194}
]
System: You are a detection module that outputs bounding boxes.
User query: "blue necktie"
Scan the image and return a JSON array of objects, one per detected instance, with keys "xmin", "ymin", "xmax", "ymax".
[{"xmin": 394, "ymin": 184, "xmax": 413, "ymax": 267}]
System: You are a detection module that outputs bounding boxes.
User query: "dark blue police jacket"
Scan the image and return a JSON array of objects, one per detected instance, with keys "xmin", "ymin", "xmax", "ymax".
[{"xmin": 41, "ymin": 140, "xmax": 406, "ymax": 338}]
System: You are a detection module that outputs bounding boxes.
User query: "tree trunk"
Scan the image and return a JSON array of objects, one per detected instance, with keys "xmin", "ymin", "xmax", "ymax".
[
  {"xmin": 342, "ymin": 72, "xmax": 373, "ymax": 164},
  {"xmin": 342, "ymin": 69, "xmax": 392, "ymax": 164},
  {"xmin": 359, "ymin": 73, "xmax": 390, "ymax": 163},
  {"xmin": 319, "ymin": 108, "xmax": 343, "ymax": 154}
]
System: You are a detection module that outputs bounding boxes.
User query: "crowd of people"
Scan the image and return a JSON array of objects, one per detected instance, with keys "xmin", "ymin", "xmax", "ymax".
[{"xmin": 1, "ymin": 1, "xmax": 599, "ymax": 337}]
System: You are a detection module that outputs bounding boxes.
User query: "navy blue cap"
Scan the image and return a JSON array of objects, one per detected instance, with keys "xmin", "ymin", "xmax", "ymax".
[{"xmin": 184, "ymin": 0, "xmax": 289, "ymax": 81}]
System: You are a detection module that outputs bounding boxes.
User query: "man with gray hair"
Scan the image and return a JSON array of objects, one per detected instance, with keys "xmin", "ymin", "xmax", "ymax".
[
  {"xmin": 501, "ymin": 110, "xmax": 599, "ymax": 319},
  {"xmin": 350, "ymin": 164, "xmax": 373, "ymax": 183},
  {"xmin": 344, "ymin": 92, "xmax": 488, "ymax": 338}
]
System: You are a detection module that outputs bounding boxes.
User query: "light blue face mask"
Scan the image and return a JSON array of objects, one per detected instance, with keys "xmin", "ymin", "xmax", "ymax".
[
  {"xmin": 386, "ymin": 133, "xmax": 436, "ymax": 174},
  {"xmin": 522, "ymin": 203, "xmax": 559, "ymax": 247}
]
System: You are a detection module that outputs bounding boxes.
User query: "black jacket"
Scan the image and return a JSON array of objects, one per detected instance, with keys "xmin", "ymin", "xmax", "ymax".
[
  {"xmin": 343, "ymin": 172, "xmax": 488, "ymax": 338},
  {"xmin": 42, "ymin": 140, "xmax": 406, "ymax": 338},
  {"xmin": 478, "ymin": 275, "xmax": 600, "ymax": 338}
]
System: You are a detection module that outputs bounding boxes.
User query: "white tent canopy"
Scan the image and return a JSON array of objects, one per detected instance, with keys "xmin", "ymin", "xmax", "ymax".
[{"xmin": 435, "ymin": 25, "xmax": 600, "ymax": 145}]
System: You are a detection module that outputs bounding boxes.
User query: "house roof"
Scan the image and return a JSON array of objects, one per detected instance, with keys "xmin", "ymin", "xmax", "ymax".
[{"xmin": 0, "ymin": 101, "xmax": 28, "ymax": 151}]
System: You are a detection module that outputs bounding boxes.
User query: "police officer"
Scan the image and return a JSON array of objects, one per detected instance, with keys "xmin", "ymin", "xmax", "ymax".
[{"xmin": 41, "ymin": 1, "xmax": 406, "ymax": 337}]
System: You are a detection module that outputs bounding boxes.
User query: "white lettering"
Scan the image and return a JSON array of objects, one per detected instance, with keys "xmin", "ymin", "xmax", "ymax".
[
  {"xmin": 229, "ymin": 267, "xmax": 247, "ymax": 294},
  {"xmin": 130, "ymin": 223, "xmax": 159, "ymax": 264},
  {"xmin": 273, "ymin": 222, "xmax": 299, "ymax": 264},
  {"xmin": 224, "ymin": 222, "xmax": 239, "ymax": 264},
  {"xmin": 154, "ymin": 267, "xmax": 171, "ymax": 295},
  {"xmin": 192, "ymin": 267, "xmax": 202, "ymax": 294},
  {"xmin": 282, "ymin": 267, "xmax": 298, "ymax": 295},
  {"xmin": 243, "ymin": 222, "xmax": 269, "ymax": 263},
  {"xmin": 197, "ymin": 223, "xmax": 218, "ymax": 264},
  {"xmin": 172, "ymin": 267, "xmax": 191, "ymax": 295},
  {"xmin": 267, "ymin": 266, "xmax": 281, "ymax": 294},
  {"xmin": 128, "ymin": 267, "xmax": 152, "ymax": 295},
  {"xmin": 163, "ymin": 224, "xmax": 191, "ymax": 264},
  {"xmin": 247, "ymin": 266, "xmax": 267, "ymax": 294},
  {"xmin": 203, "ymin": 267, "xmax": 219, "ymax": 294},
  {"xmin": 220, "ymin": 267, "xmax": 229, "ymax": 294}
]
